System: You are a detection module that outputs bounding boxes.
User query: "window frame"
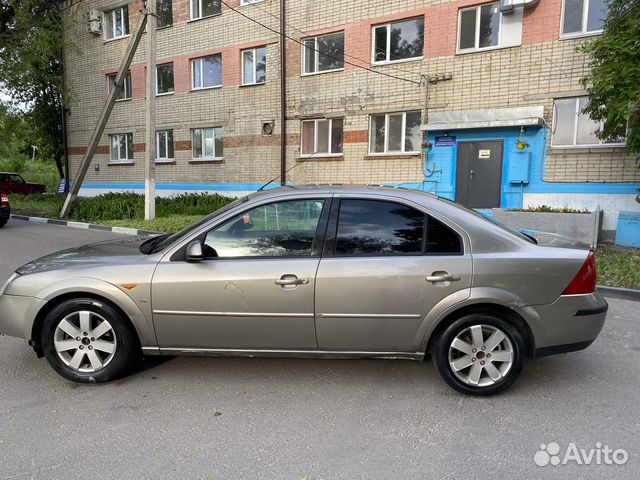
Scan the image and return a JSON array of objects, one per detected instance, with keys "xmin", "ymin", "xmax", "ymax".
[
  {"xmin": 368, "ymin": 111, "xmax": 422, "ymax": 156},
  {"xmin": 201, "ymin": 198, "xmax": 331, "ymax": 259},
  {"xmin": 190, "ymin": 0, "xmax": 221, "ymax": 21},
  {"xmin": 107, "ymin": 71, "xmax": 132, "ymax": 101},
  {"xmin": 300, "ymin": 118, "xmax": 344, "ymax": 157},
  {"xmin": 242, "ymin": 47, "xmax": 267, "ymax": 86},
  {"xmin": 191, "ymin": 127, "xmax": 224, "ymax": 161},
  {"xmin": 108, "ymin": 133, "xmax": 134, "ymax": 164},
  {"xmin": 323, "ymin": 197, "xmax": 464, "ymax": 258},
  {"xmin": 240, "ymin": 0, "xmax": 266, "ymax": 4},
  {"xmin": 551, "ymin": 97, "xmax": 626, "ymax": 148},
  {"xmin": 157, "ymin": 0, "xmax": 174, "ymax": 28},
  {"xmin": 560, "ymin": 0, "xmax": 606, "ymax": 38},
  {"xmin": 371, "ymin": 17, "xmax": 424, "ymax": 65},
  {"xmin": 192, "ymin": 55, "xmax": 223, "ymax": 90},
  {"xmin": 301, "ymin": 32, "xmax": 345, "ymax": 76},
  {"xmin": 156, "ymin": 130, "xmax": 175, "ymax": 163},
  {"xmin": 156, "ymin": 62, "xmax": 175, "ymax": 96},
  {"xmin": 104, "ymin": 6, "xmax": 130, "ymax": 41},
  {"xmin": 456, "ymin": 3, "xmax": 503, "ymax": 53}
]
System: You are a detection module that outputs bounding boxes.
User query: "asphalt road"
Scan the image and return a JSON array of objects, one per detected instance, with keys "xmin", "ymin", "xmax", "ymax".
[{"xmin": 0, "ymin": 220, "xmax": 638, "ymax": 479}]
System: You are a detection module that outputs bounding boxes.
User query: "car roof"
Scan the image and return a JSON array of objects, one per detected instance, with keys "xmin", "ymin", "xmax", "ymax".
[{"xmin": 248, "ymin": 184, "xmax": 441, "ymax": 201}]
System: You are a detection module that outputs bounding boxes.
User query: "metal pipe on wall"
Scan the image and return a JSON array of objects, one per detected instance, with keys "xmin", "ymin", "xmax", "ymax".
[{"xmin": 279, "ymin": 0, "xmax": 287, "ymax": 185}]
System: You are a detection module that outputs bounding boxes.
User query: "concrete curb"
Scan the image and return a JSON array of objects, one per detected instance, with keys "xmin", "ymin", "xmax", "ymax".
[
  {"xmin": 9, "ymin": 214, "xmax": 162, "ymax": 237},
  {"xmin": 597, "ymin": 285, "xmax": 640, "ymax": 302}
]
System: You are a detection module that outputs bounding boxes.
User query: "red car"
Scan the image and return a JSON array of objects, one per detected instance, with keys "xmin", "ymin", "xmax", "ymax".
[
  {"xmin": 0, "ymin": 172, "xmax": 46, "ymax": 195},
  {"xmin": 0, "ymin": 192, "xmax": 9, "ymax": 228}
]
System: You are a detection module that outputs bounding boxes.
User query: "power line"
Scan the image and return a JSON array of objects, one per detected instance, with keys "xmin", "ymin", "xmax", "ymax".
[
  {"xmin": 239, "ymin": 0, "xmax": 425, "ymax": 79},
  {"xmin": 219, "ymin": 0, "xmax": 420, "ymax": 85}
]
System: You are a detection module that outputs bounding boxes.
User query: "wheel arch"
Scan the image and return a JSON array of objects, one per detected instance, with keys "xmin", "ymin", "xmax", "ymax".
[{"xmin": 425, "ymin": 303, "xmax": 536, "ymax": 359}]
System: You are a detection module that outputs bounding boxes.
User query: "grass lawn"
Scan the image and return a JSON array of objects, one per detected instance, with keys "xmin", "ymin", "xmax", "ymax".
[{"xmin": 596, "ymin": 245, "xmax": 640, "ymax": 290}]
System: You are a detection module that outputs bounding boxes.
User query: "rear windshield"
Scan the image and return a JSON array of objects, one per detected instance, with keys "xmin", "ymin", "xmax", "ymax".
[{"xmin": 436, "ymin": 197, "xmax": 536, "ymax": 244}]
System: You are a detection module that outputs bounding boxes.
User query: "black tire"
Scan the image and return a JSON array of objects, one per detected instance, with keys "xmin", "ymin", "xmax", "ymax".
[
  {"xmin": 432, "ymin": 313, "xmax": 524, "ymax": 396},
  {"xmin": 41, "ymin": 297, "xmax": 140, "ymax": 383},
  {"xmin": 0, "ymin": 220, "xmax": 6, "ymax": 228}
]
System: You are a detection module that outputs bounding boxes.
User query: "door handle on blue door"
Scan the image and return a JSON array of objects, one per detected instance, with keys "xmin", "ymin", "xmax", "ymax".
[
  {"xmin": 426, "ymin": 273, "xmax": 461, "ymax": 283},
  {"xmin": 275, "ymin": 275, "xmax": 309, "ymax": 286}
]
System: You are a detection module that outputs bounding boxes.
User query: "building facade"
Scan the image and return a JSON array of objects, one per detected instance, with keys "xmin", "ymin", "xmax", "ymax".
[{"xmin": 62, "ymin": 0, "xmax": 639, "ymax": 237}]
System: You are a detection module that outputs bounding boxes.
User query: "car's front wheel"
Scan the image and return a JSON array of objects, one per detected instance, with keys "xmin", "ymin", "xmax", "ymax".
[
  {"xmin": 41, "ymin": 298, "xmax": 140, "ymax": 383},
  {"xmin": 432, "ymin": 313, "xmax": 524, "ymax": 396}
]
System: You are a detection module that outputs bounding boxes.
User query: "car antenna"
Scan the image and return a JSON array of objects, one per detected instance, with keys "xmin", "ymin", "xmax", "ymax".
[{"xmin": 257, "ymin": 157, "xmax": 308, "ymax": 191}]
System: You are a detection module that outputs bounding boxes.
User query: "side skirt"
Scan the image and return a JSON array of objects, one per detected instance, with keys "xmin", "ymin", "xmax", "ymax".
[{"xmin": 141, "ymin": 346, "xmax": 424, "ymax": 361}]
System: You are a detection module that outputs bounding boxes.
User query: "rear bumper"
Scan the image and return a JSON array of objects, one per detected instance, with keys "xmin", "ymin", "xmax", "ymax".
[
  {"xmin": 0, "ymin": 206, "xmax": 9, "ymax": 220},
  {"xmin": 526, "ymin": 292, "xmax": 608, "ymax": 356}
]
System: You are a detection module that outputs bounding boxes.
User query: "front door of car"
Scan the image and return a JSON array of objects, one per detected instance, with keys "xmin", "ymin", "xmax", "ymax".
[
  {"xmin": 151, "ymin": 198, "xmax": 329, "ymax": 350},
  {"xmin": 315, "ymin": 197, "xmax": 472, "ymax": 352}
]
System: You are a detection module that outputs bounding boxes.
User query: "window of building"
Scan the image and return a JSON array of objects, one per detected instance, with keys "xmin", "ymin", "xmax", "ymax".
[
  {"xmin": 457, "ymin": 3, "xmax": 523, "ymax": 52},
  {"xmin": 369, "ymin": 111, "xmax": 421, "ymax": 155},
  {"xmin": 242, "ymin": 47, "xmax": 266, "ymax": 85},
  {"xmin": 302, "ymin": 32, "xmax": 344, "ymax": 75},
  {"xmin": 561, "ymin": 0, "xmax": 608, "ymax": 36},
  {"xmin": 107, "ymin": 71, "xmax": 132, "ymax": 100},
  {"xmin": 301, "ymin": 118, "xmax": 343, "ymax": 156},
  {"xmin": 373, "ymin": 17, "xmax": 424, "ymax": 64},
  {"xmin": 156, "ymin": 130, "xmax": 174, "ymax": 162},
  {"xmin": 240, "ymin": 0, "xmax": 266, "ymax": 4},
  {"xmin": 190, "ymin": 0, "xmax": 221, "ymax": 20},
  {"xmin": 553, "ymin": 97, "xmax": 625, "ymax": 147},
  {"xmin": 204, "ymin": 199, "xmax": 325, "ymax": 258},
  {"xmin": 192, "ymin": 55, "xmax": 223, "ymax": 89},
  {"xmin": 156, "ymin": 63, "xmax": 174, "ymax": 95},
  {"xmin": 104, "ymin": 6, "xmax": 130, "ymax": 40},
  {"xmin": 157, "ymin": 0, "xmax": 173, "ymax": 28},
  {"xmin": 109, "ymin": 133, "xmax": 134, "ymax": 163},
  {"xmin": 192, "ymin": 127, "xmax": 224, "ymax": 160}
]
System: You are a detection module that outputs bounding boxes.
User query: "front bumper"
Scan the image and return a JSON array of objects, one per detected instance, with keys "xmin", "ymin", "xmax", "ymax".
[
  {"xmin": 0, "ymin": 294, "xmax": 45, "ymax": 340},
  {"xmin": 526, "ymin": 291, "xmax": 608, "ymax": 358}
]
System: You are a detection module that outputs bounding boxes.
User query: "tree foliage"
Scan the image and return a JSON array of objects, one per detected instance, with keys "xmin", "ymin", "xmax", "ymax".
[
  {"xmin": 0, "ymin": 0, "xmax": 66, "ymax": 177},
  {"xmin": 580, "ymin": 0, "xmax": 640, "ymax": 163}
]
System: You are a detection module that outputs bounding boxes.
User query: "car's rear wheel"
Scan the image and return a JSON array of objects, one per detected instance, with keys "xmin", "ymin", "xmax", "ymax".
[
  {"xmin": 0, "ymin": 220, "xmax": 6, "ymax": 228},
  {"xmin": 432, "ymin": 313, "xmax": 524, "ymax": 396},
  {"xmin": 41, "ymin": 298, "xmax": 140, "ymax": 383}
]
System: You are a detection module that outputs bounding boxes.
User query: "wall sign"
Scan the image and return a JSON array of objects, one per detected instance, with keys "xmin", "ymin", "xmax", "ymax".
[
  {"xmin": 434, "ymin": 135, "xmax": 456, "ymax": 147},
  {"xmin": 478, "ymin": 149, "xmax": 491, "ymax": 159}
]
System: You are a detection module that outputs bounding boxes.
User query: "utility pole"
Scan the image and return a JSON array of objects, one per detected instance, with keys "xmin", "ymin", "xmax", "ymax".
[
  {"xmin": 279, "ymin": 0, "xmax": 287, "ymax": 185},
  {"xmin": 145, "ymin": 0, "xmax": 157, "ymax": 220},
  {"xmin": 60, "ymin": 12, "xmax": 149, "ymax": 218}
]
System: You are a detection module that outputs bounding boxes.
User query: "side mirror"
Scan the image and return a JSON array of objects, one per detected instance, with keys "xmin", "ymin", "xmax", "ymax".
[{"xmin": 186, "ymin": 240, "xmax": 204, "ymax": 262}]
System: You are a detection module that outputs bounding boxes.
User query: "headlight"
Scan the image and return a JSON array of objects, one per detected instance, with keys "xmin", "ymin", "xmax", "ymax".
[{"xmin": 0, "ymin": 272, "xmax": 20, "ymax": 296}]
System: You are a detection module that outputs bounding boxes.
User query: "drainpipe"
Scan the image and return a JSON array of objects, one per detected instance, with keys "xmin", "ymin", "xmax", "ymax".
[{"xmin": 279, "ymin": 0, "xmax": 287, "ymax": 185}]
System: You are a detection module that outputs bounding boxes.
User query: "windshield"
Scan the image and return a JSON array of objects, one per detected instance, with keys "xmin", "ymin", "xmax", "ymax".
[
  {"xmin": 436, "ymin": 197, "xmax": 536, "ymax": 244},
  {"xmin": 141, "ymin": 196, "xmax": 249, "ymax": 254}
]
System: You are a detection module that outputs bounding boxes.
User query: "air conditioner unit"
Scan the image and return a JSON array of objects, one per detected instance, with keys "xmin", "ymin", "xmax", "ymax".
[
  {"xmin": 87, "ymin": 10, "xmax": 102, "ymax": 34},
  {"xmin": 499, "ymin": 0, "xmax": 539, "ymax": 13}
]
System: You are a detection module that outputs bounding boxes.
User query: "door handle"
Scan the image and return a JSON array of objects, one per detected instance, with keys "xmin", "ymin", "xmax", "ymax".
[
  {"xmin": 426, "ymin": 273, "xmax": 461, "ymax": 283},
  {"xmin": 275, "ymin": 275, "xmax": 309, "ymax": 286}
]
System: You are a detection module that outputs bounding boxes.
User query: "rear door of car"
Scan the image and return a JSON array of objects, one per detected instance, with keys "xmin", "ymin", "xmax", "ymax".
[{"xmin": 314, "ymin": 195, "xmax": 472, "ymax": 352}]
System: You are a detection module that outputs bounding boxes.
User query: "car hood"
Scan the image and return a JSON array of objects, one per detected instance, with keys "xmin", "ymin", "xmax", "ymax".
[{"xmin": 17, "ymin": 236, "xmax": 149, "ymax": 274}]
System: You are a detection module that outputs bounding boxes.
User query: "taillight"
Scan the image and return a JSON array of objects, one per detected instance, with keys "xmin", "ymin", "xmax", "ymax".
[
  {"xmin": 0, "ymin": 195, "xmax": 8, "ymax": 206},
  {"xmin": 562, "ymin": 250, "xmax": 597, "ymax": 295}
]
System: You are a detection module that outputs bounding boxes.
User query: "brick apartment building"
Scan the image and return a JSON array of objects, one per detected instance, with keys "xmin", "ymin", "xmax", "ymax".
[{"xmin": 61, "ymin": 0, "xmax": 639, "ymax": 238}]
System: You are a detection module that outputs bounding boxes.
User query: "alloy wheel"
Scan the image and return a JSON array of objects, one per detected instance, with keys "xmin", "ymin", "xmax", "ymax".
[
  {"xmin": 53, "ymin": 310, "xmax": 117, "ymax": 373},
  {"xmin": 447, "ymin": 324, "xmax": 514, "ymax": 387}
]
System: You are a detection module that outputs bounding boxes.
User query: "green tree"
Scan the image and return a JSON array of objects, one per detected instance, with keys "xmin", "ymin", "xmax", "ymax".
[
  {"xmin": 580, "ymin": 0, "xmax": 640, "ymax": 164},
  {"xmin": 0, "ymin": 0, "xmax": 66, "ymax": 178}
]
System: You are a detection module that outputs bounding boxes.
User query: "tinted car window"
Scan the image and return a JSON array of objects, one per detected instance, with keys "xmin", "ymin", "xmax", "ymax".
[
  {"xmin": 205, "ymin": 199, "xmax": 325, "ymax": 258},
  {"xmin": 425, "ymin": 215, "xmax": 462, "ymax": 254},
  {"xmin": 335, "ymin": 199, "xmax": 424, "ymax": 255}
]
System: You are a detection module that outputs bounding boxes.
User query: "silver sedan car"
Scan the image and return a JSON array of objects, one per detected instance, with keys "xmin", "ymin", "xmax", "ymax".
[{"xmin": 0, "ymin": 186, "xmax": 608, "ymax": 395}]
